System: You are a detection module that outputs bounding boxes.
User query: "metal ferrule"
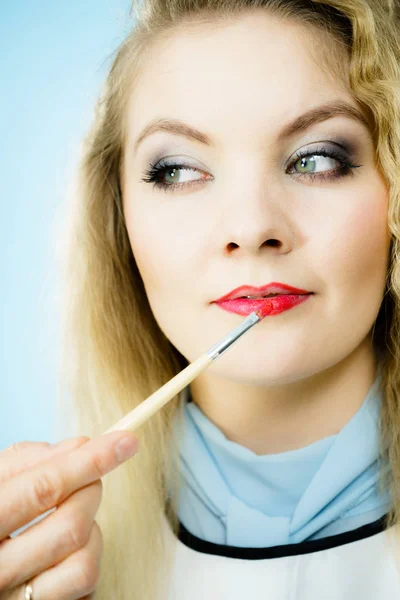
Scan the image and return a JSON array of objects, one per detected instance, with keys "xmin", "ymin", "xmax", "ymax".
[{"xmin": 206, "ymin": 311, "xmax": 261, "ymax": 361}]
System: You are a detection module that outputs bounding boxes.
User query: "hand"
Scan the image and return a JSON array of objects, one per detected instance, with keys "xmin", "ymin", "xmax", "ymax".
[{"xmin": 0, "ymin": 431, "xmax": 139, "ymax": 599}]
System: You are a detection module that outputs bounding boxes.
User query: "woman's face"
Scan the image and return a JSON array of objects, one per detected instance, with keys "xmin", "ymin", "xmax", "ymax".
[{"xmin": 121, "ymin": 11, "xmax": 390, "ymax": 386}]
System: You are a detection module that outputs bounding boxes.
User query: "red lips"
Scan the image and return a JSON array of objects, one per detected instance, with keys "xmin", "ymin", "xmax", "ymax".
[{"xmin": 213, "ymin": 282, "xmax": 311, "ymax": 303}]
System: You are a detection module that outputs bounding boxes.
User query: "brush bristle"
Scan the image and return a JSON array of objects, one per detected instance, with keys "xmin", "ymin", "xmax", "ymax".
[{"xmin": 255, "ymin": 302, "xmax": 273, "ymax": 319}]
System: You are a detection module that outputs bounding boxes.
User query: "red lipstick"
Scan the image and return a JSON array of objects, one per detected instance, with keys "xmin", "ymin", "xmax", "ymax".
[{"xmin": 212, "ymin": 282, "xmax": 313, "ymax": 317}]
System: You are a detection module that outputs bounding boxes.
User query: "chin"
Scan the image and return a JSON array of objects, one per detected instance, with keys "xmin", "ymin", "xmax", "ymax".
[{"xmin": 209, "ymin": 351, "xmax": 314, "ymax": 386}]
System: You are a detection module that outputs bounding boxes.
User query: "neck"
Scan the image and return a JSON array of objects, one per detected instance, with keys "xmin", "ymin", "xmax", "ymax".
[{"xmin": 189, "ymin": 338, "xmax": 378, "ymax": 455}]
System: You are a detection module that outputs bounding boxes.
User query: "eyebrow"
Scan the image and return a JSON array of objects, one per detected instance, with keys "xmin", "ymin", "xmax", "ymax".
[{"xmin": 134, "ymin": 100, "xmax": 371, "ymax": 152}]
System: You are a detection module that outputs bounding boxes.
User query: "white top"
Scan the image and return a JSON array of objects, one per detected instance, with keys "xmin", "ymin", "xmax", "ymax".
[{"xmin": 163, "ymin": 512, "xmax": 400, "ymax": 599}]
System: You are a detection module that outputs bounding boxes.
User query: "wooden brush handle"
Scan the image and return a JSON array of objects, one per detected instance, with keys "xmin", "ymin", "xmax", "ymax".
[{"xmin": 103, "ymin": 353, "xmax": 213, "ymax": 434}]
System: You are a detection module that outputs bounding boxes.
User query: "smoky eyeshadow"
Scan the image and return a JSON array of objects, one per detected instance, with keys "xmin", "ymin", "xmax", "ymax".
[
  {"xmin": 325, "ymin": 135, "xmax": 364, "ymax": 160},
  {"xmin": 143, "ymin": 132, "xmax": 366, "ymax": 170}
]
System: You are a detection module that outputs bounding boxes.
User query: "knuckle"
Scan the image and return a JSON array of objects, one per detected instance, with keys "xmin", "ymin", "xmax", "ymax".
[
  {"xmin": 76, "ymin": 552, "xmax": 100, "ymax": 593},
  {"xmin": 67, "ymin": 436, "xmax": 91, "ymax": 450},
  {"xmin": 1, "ymin": 442, "xmax": 52, "ymax": 484},
  {"xmin": 31, "ymin": 467, "xmax": 63, "ymax": 512},
  {"xmin": 89, "ymin": 453, "xmax": 107, "ymax": 480},
  {"xmin": 78, "ymin": 436, "xmax": 91, "ymax": 444},
  {"xmin": 63, "ymin": 513, "xmax": 91, "ymax": 553},
  {"xmin": 7, "ymin": 441, "xmax": 28, "ymax": 455},
  {"xmin": 2, "ymin": 462, "xmax": 21, "ymax": 483},
  {"xmin": 7, "ymin": 441, "xmax": 50, "ymax": 455}
]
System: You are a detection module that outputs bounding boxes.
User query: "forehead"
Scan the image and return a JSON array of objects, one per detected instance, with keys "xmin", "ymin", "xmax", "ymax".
[{"xmin": 126, "ymin": 11, "xmax": 352, "ymax": 149}]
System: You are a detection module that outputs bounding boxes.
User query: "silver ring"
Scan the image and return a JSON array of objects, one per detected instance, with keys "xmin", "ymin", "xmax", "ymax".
[{"xmin": 25, "ymin": 582, "xmax": 34, "ymax": 600}]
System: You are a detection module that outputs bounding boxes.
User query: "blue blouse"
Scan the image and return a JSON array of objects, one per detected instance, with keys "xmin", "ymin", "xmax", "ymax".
[{"xmin": 171, "ymin": 374, "xmax": 392, "ymax": 547}]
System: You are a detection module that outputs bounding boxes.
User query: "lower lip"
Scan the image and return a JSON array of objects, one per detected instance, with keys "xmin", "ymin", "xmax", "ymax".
[{"xmin": 214, "ymin": 294, "xmax": 312, "ymax": 316}]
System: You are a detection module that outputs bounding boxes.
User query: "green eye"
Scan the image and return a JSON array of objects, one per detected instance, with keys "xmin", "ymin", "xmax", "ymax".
[
  {"xmin": 141, "ymin": 146, "xmax": 362, "ymax": 193},
  {"xmin": 164, "ymin": 168, "xmax": 180, "ymax": 183},
  {"xmin": 293, "ymin": 154, "xmax": 339, "ymax": 174},
  {"xmin": 295, "ymin": 156, "xmax": 318, "ymax": 174}
]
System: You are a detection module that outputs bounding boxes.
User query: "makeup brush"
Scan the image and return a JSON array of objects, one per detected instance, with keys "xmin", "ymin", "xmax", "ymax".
[{"xmin": 103, "ymin": 305, "xmax": 271, "ymax": 435}]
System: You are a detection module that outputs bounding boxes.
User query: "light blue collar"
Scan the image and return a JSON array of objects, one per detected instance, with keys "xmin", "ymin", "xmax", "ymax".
[{"xmin": 172, "ymin": 374, "xmax": 391, "ymax": 547}]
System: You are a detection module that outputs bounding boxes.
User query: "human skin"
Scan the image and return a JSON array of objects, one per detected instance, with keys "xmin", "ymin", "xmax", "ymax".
[{"xmin": 121, "ymin": 10, "xmax": 391, "ymax": 455}]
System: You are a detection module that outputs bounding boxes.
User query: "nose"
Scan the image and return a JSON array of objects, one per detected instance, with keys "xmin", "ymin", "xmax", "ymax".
[
  {"xmin": 226, "ymin": 236, "xmax": 288, "ymax": 254},
  {"xmin": 221, "ymin": 193, "xmax": 295, "ymax": 257}
]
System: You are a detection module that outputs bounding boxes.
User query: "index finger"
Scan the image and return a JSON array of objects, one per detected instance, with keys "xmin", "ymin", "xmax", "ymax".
[
  {"xmin": 0, "ymin": 438, "xmax": 90, "ymax": 485},
  {"xmin": 0, "ymin": 431, "xmax": 138, "ymax": 540}
]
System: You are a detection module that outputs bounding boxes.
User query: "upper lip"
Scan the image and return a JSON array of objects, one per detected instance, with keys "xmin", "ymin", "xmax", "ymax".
[{"xmin": 213, "ymin": 282, "xmax": 312, "ymax": 302}]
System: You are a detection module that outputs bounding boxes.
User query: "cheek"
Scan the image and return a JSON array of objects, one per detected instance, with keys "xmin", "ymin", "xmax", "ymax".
[
  {"xmin": 124, "ymin": 209, "xmax": 195, "ymax": 298},
  {"xmin": 316, "ymin": 186, "xmax": 390, "ymax": 312},
  {"xmin": 125, "ymin": 211, "xmax": 203, "ymax": 346},
  {"xmin": 339, "ymin": 202, "xmax": 388, "ymax": 286}
]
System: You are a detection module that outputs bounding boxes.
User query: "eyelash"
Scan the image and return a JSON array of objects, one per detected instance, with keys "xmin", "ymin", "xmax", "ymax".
[{"xmin": 140, "ymin": 146, "xmax": 363, "ymax": 193}]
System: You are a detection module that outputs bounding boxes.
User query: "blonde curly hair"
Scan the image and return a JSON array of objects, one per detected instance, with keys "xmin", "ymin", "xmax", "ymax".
[{"xmin": 56, "ymin": 1, "xmax": 400, "ymax": 597}]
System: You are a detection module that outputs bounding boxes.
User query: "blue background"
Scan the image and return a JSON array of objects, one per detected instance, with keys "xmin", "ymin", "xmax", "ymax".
[{"xmin": 1, "ymin": 1, "xmax": 132, "ymax": 450}]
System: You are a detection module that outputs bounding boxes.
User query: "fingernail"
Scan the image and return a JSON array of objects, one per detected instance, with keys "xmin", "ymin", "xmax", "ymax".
[{"xmin": 114, "ymin": 436, "xmax": 138, "ymax": 462}]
